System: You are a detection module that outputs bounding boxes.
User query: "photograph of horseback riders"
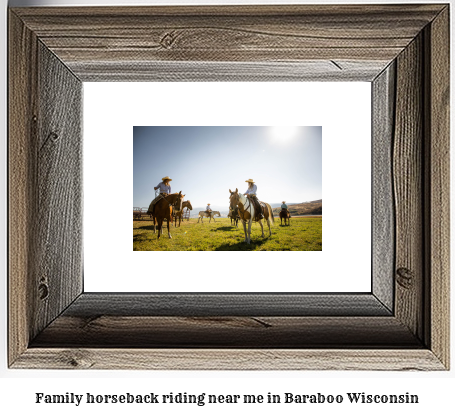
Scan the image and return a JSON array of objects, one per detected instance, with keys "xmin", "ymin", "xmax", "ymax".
[{"xmin": 133, "ymin": 126, "xmax": 322, "ymax": 251}]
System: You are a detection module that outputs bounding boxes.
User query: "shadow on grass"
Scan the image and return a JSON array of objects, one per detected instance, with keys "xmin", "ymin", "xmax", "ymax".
[
  {"xmin": 214, "ymin": 238, "xmax": 268, "ymax": 251},
  {"xmin": 136, "ymin": 225, "xmax": 158, "ymax": 231},
  {"xmin": 137, "ymin": 223, "xmax": 176, "ymax": 231},
  {"xmin": 211, "ymin": 226, "xmax": 239, "ymax": 232},
  {"xmin": 133, "ymin": 234, "xmax": 152, "ymax": 243}
]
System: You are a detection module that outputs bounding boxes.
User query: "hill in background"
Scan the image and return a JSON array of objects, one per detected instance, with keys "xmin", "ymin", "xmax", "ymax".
[{"xmin": 272, "ymin": 199, "xmax": 322, "ymax": 216}]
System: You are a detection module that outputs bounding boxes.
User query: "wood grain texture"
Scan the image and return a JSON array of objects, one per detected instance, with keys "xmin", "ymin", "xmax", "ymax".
[
  {"xmin": 31, "ymin": 316, "xmax": 421, "ymax": 348},
  {"xmin": 63, "ymin": 293, "xmax": 391, "ymax": 317},
  {"xmin": 13, "ymin": 349, "xmax": 445, "ymax": 371},
  {"xmin": 11, "ymin": 5, "xmax": 444, "ymax": 82},
  {"xmin": 372, "ymin": 63, "xmax": 395, "ymax": 312},
  {"xmin": 9, "ymin": 12, "xmax": 84, "ymax": 366},
  {"xmin": 8, "ymin": 11, "xmax": 38, "ymax": 366},
  {"xmin": 393, "ymin": 34, "xmax": 424, "ymax": 340},
  {"xmin": 70, "ymin": 60, "xmax": 388, "ymax": 82},
  {"xmin": 32, "ymin": 42, "xmax": 83, "ymax": 339},
  {"xmin": 425, "ymin": 6, "xmax": 450, "ymax": 368}
]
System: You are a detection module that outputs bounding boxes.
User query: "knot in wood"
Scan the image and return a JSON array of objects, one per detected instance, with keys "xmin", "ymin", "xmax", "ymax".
[
  {"xmin": 48, "ymin": 132, "xmax": 59, "ymax": 142},
  {"xmin": 160, "ymin": 31, "xmax": 179, "ymax": 49},
  {"xmin": 60, "ymin": 350, "xmax": 94, "ymax": 369},
  {"xmin": 396, "ymin": 267, "xmax": 414, "ymax": 289},
  {"xmin": 38, "ymin": 282, "xmax": 49, "ymax": 300}
]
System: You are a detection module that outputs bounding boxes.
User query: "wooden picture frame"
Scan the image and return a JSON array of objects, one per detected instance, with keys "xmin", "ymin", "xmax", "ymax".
[{"xmin": 8, "ymin": 4, "xmax": 449, "ymax": 370}]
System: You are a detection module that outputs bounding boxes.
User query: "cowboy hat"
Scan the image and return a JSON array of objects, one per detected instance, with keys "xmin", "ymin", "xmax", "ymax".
[
  {"xmin": 207, "ymin": 203, "xmax": 211, "ymax": 205},
  {"xmin": 245, "ymin": 179, "xmax": 255, "ymax": 183},
  {"xmin": 282, "ymin": 201, "xmax": 286, "ymax": 203},
  {"xmin": 162, "ymin": 176, "xmax": 172, "ymax": 181}
]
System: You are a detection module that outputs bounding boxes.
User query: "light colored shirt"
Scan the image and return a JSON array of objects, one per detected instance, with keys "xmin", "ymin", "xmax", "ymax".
[
  {"xmin": 156, "ymin": 182, "xmax": 171, "ymax": 194},
  {"xmin": 206, "ymin": 205, "xmax": 211, "ymax": 210},
  {"xmin": 281, "ymin": 204, "xmax": 288, "ymax": 209},
  {"xmin": 244, "ymin": 184, "xmax": 257, "ymax": 195}
]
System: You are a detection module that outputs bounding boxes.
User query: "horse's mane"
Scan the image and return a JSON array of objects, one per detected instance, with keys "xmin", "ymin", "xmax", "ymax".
[{"xmin": 164, "ymin": 192, "xmax": 181, "ymax": 200}]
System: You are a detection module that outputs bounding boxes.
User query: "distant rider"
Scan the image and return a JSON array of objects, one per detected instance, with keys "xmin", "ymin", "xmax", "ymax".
[
  {"xmin": 205, "ymin": 203, "xmax": 212, "ymax": 214},
  {"xmin": 281, "ymin": 201, "xmax": 290, "ymax": 217}
]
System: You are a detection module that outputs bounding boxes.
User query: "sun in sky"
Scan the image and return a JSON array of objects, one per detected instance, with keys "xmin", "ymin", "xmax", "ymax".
[{"xmin": 269, "ymin": 126, "xmax": 301, "ymax": 142}]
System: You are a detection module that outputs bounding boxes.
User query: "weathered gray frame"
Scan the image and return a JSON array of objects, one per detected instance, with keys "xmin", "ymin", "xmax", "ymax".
[{"xmin": 8, "ymin": 4, "xmax": 449, "ymax": 370}]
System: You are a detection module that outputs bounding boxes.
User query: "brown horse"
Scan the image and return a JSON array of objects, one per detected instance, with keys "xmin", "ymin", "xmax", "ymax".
[
  {"xmin": 228, "ymin": 206, "xmax": 240, "ymax": 228},
  {"xmin": 147, "ymin": 192, "xmax": 184, "ymax": 239},
  {"xmin": 229, "ymin": 188, "xmax": 274, "ymax": 244},
  {"xmin": 279, "ymin": 209, "xmax": 291, "ymax": 226},
  {"xmin": 174, "ymin": 200, "xmax": 192, "ymax": 227}
]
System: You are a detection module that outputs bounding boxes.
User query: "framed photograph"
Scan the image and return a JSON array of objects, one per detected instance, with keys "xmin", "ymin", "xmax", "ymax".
[{"xmin": 8, "ymin": 4, "xmax": 449, "ymax": 370}]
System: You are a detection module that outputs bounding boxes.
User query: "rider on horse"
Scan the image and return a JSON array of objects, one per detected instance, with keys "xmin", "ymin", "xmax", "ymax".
[
  {"xmin": 281, "ymin": 201, "xmax": 291, "ymax": 217},
  {"xmin": 149, "ymin": 176, "xmax": 172, "ymax": 214},
  {"xmin": 205, "ymin": 203, "xmax": 212, "ymax": 214},
  {"xmin": 244, "ymin": 179, "xmax": 263, "ymax": 220}
]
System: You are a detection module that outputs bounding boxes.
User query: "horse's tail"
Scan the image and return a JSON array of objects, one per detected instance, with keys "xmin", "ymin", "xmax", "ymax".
[{"xmin": 265, "ymin": 203, "xmax": 274, "ymax": 224}]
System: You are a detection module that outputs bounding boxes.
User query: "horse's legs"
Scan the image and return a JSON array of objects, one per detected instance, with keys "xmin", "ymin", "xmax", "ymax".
[
  {"xmin": 167, "ymin": 214, "xmax": 172, "ymax": 238},
  {"xmin": 157, "ymin": 218, "xmax": 163, "ymax": 239},
  {"xmin": 247, "ymin": 219, "xmax": 252, "ymax": 244},
  {"xmin": 161, "ymin": 219, "xmax": 165, "ymax": 236},
  {"xmin": 259, "ymin": 219, "xmax": 264, "ymax": 237},
  {"xmin": 153, "ymin": 216, "xmax": 156, "ymax": 234},
  {"xmin": 242, "ymin": 220, "xmax": 248, "ymax": 243},
  {"xmin": 268, "ymin": 218, "xmax": 272, "ymax": 235}
]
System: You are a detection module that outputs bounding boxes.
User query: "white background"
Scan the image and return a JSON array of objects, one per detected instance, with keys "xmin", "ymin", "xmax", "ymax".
[
  {"xmin": 84, "ymin": 82, "xmax": 371, "ymax": 292},
  {"xmin": 1, "ymin": 1, "xmax": 454, "ymax": 414}
]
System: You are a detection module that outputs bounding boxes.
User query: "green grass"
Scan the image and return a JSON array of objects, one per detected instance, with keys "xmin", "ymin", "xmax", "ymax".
[{"xmin": 133, "ymin": 217, "xmax": 322, "ymax": 251}]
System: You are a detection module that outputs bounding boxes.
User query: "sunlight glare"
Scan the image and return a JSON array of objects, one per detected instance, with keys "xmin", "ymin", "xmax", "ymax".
[{"xmin": 270, "ymin": 126, "xmax": 300, "ymax": 141}]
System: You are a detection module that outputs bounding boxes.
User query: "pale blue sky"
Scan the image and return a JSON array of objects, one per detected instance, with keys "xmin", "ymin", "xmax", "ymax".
[{"xmin": 134, "ymin": 126, "xmax": 322, "ymax": 209}]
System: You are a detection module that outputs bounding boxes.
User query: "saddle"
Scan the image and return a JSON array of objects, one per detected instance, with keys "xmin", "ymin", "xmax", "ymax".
[
  {"xmin": 247, "ymin": 195, "xmax": 264, "ymax": 221},
  {"xmin": 151, "ymin": 193, "xmax": 179, "ymax": 215}
]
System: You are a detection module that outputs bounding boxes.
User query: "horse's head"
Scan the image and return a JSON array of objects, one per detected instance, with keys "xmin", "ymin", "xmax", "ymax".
[
  {"xmin": 174, "ymin": 191, "xmax": 184, "ymax": 211},
  {"xmin": 184, "ymin": 200, "xmax": 192, "ymax": 210},
  {"xmin": 229, "ymin": 188, "xmax": 239, "ymax": 210}
]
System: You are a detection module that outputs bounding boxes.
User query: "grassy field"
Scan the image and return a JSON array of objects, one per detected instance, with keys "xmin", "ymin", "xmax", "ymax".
[{"xmin": 133, "ymin": 217, "xmax": 322, "ymax": 251}]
